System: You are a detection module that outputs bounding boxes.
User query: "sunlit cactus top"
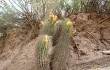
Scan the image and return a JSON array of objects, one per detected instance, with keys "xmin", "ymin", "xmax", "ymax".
[
  {"xmin": 43, "ymin": 35, "xmax": 48, "ymax": 48},
  {"xmin": 43, "ymin": 35, "xmax": 48, "ymax": 43}
]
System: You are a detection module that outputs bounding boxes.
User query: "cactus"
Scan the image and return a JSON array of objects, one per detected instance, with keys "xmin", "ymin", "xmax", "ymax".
[
  {"xmin": 52, "ymin": 21, "xmax": 73, "ymax": 70},
  {"xmin": 36, "ymin": 10, "xmax": 74, "ymax": 70},
  {"xmin": 40, "ymin": 12, "xmax": 57, "ymax": 36},
  {"xmin": 52, "ymin": 11, "xmax": 68, "ymax": 46},
  {"xmin": 36, "ymin": 35, "xmax": 53, "ymax": 70},
  {"xmin": 52, "ymin": 20, "xmax": 64, "ymax": 46},
  {"xmin": 40, "ymin": 20, "xmax": 54, "ymax": 36}
]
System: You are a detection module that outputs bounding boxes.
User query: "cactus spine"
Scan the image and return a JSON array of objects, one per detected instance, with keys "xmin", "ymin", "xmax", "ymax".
[
  {"xmin": 36, "ymin": 10, "xmax": 73, "ymax": 70},
  {"xmin": 36, "ymin": 12, "xmax": 58, "ymax": 70},
  {"xmin": 36, "ymin": 35, "xmax": 53, "ymax": 70},
  {"xmin": 52, "ymin": 20, "xmax": 65, "ymax": 46},
  {"xmin": 40, "ymin": 12, "xmax": 57, "ymax": 36},
  {"xmin": 52, "ymin": 21, "xmax": 73, "ymax": 70},
  {"xmin": 40, "ymin": 20, "xmax": 54, "ymax": 36}
]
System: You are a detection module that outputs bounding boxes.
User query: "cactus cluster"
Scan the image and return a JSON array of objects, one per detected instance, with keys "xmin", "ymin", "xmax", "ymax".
[
  {"xmin": 36, "ymin": 11, "xmax": 74, "ymax": 70},
  {"xmin": 52, "ymin": 21, "xmax": 73, "ymax": 70}
]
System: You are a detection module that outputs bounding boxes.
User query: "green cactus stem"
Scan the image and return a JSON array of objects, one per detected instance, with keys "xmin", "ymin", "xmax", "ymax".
[
  {"xmin": 36, "ymin": 35, "xmax": 53, "ymax": 70},
  {"xmin": 52, "ymin": 22, "xmax": 73, "ymax": 70},
  {"xmin": 52, "ymin": 20, "xmax": 66, "ymax": 46}
]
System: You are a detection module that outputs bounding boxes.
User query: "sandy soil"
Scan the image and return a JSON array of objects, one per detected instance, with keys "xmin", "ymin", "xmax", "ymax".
[
  {"xmin": 73, "ymin": 56, "xmax": 110, "ymax": 70},
  {"xmin": 0, "ymin": 13, "xmax": 110, "ymax": 70}
]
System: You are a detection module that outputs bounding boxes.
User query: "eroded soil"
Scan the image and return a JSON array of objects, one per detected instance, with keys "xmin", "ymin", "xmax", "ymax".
[{"xmin": 0, "ymin": 13, "xmax": 110, "ymax": 70}]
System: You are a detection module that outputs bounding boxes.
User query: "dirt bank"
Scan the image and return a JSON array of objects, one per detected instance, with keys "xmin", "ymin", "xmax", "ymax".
[{"xmin": 0, "ymin": 13, "xmax": 110, "ymax": 70}]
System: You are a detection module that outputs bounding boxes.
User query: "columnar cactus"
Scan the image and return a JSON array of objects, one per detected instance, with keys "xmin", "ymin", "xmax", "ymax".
[
  {"xmin": 52, "ymin": 21, "xmax": 73, "ymax": 70},
  {"xmin": 39, "ymin": 20, "xmax": 54, "ymax": 36},
  {"xmin": 52, "ymin": 20, "xmax": 66, "ymax": 46},
  {"xmin": 36, "ymin": 10, "xmax": 74, "ymax": 70},
  {"xmin": 40, "ymin": 12, "xmax": 57, "ymax": 36},
  {"xmin": 36, "ymin": 35, "xmax": 53, "ymax": 70}
]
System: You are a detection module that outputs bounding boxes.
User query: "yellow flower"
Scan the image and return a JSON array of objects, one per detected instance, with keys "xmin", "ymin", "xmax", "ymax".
[
  {"xmin": 52, "ymin": 15, "xmax": 57, "ymax": 23},
  {"xmin": 49, "ymin": 12, "xmax": 54, "ymax": 19},
  {"xmin": 43, "ymin": 35, "xmax": 48, "ymax": 48},
  {"xmin": 44, "ymin": 35, "xmax": 48, "ymax": 43},
  {"xmin": 50, "ymin": 15, "xmax": 54, "ymax": 19},
  {"xmin": 66, "ymin": 21, "xmax": 73, "ymax": 27},
  {"xmin": 49, "ymin": 12, "xmax": 57, "ymax": 24}
]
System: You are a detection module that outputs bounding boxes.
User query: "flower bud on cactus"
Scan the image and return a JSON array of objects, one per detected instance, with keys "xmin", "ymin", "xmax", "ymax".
[
  {"xmin": 49, "ymin": 13, "xmax": 54, "ymax": 22},
  {"xmin": 66, "ymin": 21, "xmax": 73, "ymax": 32},
  {"xmin": 52, "ymin": 15, "xmax": 57, "ymax": 25},
  {"xmin": 43, "ymin": 35, "xmax": 48, "ymax": 47},
  {"xmin": 40, "ymin": 13, "xmax": 58, "ymax": 36},
  {"xmin": 40, "ymin": 20, "xmax": 54, "ymax": 36},
  {"xmin": 49, "ymin": 12, "xmax": 58, "ymax": 26},
  {"xmin": 36, "ymin": 35, "xmax": 53, "ymax": 70}
]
